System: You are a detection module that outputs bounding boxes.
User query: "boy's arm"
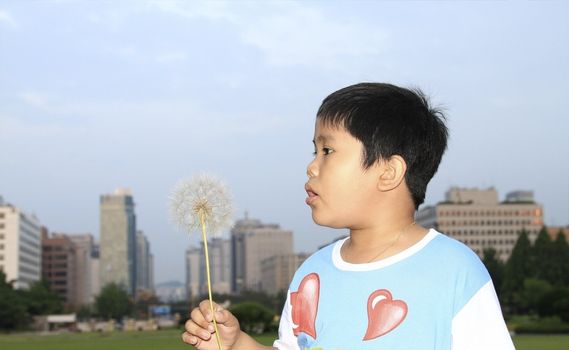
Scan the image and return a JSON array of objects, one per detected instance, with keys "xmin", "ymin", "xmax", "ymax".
[
  {"xmin": 182, "ymin": 300, "xmax": 277, "ymax": 350},
  {"xmin": 232, "ymin": 331, "xmax": 277, "ymax": 350}
]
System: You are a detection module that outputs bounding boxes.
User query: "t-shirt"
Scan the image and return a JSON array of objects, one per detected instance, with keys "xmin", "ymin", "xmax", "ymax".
[{"xmin": 273, "ymin": 229, "xmax": 515, "ymax": 350}]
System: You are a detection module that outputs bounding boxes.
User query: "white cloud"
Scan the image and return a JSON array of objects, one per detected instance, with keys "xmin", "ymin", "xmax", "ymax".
[
  {"xmin": 148, "ymin": 1, "xmax": 387, "ymax": 68},
  {"xmin": 0, "ymin": 10, "xmax": 17, "ymax": 27},
  {"xmin": 11, "ymin": 94, "xmax": 288, "ymax": 138},
  {"xmin": 239, "ymin": 5, "xmax": 385, "ymax": 67},
  {"xmin": 86, "ymin": 8, "xmax": 130, "ymax": 31},
  {"xmin": 146, "ymin": 0, "xmax": 237, "ymax": 22},
  {"xmin": 19, "ymin": 92, "xmax": 50, "ymax": 109},
  {"xmin": 154, "ymin": 51, "xmax": 188, "ymax": 63}
]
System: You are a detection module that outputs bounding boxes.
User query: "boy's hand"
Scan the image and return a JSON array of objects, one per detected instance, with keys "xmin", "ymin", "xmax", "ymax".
[{"xmin": 182, "ymin": 300, "xmax": 241, "ymax": 350}]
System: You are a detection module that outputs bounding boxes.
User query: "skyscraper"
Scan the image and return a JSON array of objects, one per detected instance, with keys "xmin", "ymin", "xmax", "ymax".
[
  {"xmin": 185, "ymin": 246, "xmax": 201, "ymax": 300},
  {"xmin": 136, "ymin": 230, "xmax": 152, "ymax": 292},
  {"xmin": 99, "ymin": 188, "xmax": 137, "ymax": 295},
  {"xmin": 205, "ymin": 237, "xmax": 231, "ymax": 295},
  {"xmin": 68, "ymin": 233, "xmax": 95, "ymax": 305},
  {"xmin": 185, "ymin": 237, "xmax": 231, "ymax": 299},
  {"xmin": 90, "ymin": 243, "xmax": 101, "ymax": 300},
  {"xmin": 0, "ymin": 199, "xmax": 42, "ymax": 289},
  {"xmin": 261, "ymin": 253, "xmax": 309, "ymax": 295},
  {"xmin": 231, "ymin": 214, "xmax": 293, "ymax": 293}
]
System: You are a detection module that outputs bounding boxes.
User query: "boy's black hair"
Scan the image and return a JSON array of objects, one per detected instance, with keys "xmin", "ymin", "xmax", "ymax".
[{"xmin": 317, "ymin": 82, "xmax": 448, "ymax": 209}]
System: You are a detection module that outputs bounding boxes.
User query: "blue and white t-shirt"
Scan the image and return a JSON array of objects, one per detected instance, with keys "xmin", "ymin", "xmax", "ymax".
[{"xmin": 273, "ymin": 229, "xmax": 515, "ymax": 350}]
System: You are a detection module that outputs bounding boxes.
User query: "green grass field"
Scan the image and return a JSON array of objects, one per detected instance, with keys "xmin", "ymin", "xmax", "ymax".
[
  {"xmin": 0, "ymin": 329, "xmax": 568, "ymax": 349},
  {"xmin": 0, "ymin": 329, "xmax": 274, "ymax": 350}
]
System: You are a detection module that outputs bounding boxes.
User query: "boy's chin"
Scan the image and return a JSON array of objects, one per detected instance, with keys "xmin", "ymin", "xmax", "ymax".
[{"xmin": 311, "ymin": 211, "xmax": 346, "ymax": 229}]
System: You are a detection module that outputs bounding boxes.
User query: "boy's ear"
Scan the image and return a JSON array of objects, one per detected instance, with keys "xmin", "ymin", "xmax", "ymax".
[{"xmin": 376, "ymin": 155, "xmax": 407, "ymax": 191}]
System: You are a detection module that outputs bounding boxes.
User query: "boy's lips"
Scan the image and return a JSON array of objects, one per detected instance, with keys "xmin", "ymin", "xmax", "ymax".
[{"xmin": 305, "ymin": 183, "xmax": 319, "ymax": 206}]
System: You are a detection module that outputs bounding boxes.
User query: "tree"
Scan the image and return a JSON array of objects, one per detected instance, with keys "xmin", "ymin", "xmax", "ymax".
[
  {"xmin": 76, "ymin": 304, "xmax": 95, "ymax": 321},
  {"xmin": 134, "ymin": 290, "xmax": 159, "ymax": 319},
  {"xmin": 22, "ymin": 279, "xmax": 63, "ymax": 316},
  {"xmin": 95, "ymin": 283, "xmax": 132, "ymax": 321},
  {"xmin": 482, "ymin": 248, "xmax": 504, "ymax": 298},
  {"xmin": 552, "ymin": 231, "xmax": 569, "ymax": 287},
  {"xmin": 516, "ymin": 278, "xmax": 552, "ymax": 315},
  {"xmin": 538, "ymin": 287, "xmax": 569, "ymax": 319},
  {"xmin": 273, "ymin": 289, "xmax": 288, "ymax": 314},
  {"xmin": 502, "ymin": 229, "xmax": 532, "ymax": 312},
  {"xmin": 230, "ymin": 302, "xmax": 275, "ymax": 334},
  {"xmin": 554, "ymin": 291, "xmax": 569, "ymax": 323},
  {"xmin": 531, "ymin": 227, "xmax": 555, "ymax": 284},
  {"xmin": 532, "ymin": 226, "xmax": 565, "ymax": 286},
  {"xmin": 0, "ymin": 271, "xmax": 27, "ymax": 330}
]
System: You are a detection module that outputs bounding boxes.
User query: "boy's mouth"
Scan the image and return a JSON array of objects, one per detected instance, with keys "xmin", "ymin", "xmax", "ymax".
[{"xmin": 305, "ymin": 184, "xmax": 319, "ymax": 206}]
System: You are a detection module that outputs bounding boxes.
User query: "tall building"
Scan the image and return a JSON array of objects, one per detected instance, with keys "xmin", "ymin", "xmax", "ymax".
[
  {"xmin": 205, "ymin": 237, "xmax": 231, "ymax": 295},
  {"xmin": 231, "ymin": 214, "xmax": 293, "ymax": 293},
  {"xmin": 0, "ymin": 200, "xmax": 42, "ymax": 289},
  {"xmin": 68, "ymin": 233, "xmax": 95, "ymax": 305},
  {"xmin": 99, "ymin": 188, "xmax": 137, "ymax": 295},
  {"xmin": 148, "ymin": 253, "xmax": 154, "ymax": 290},
  {"xmin": 90, "ymin": 243, "xmax": 101, "ymax": 300},
  {"xmin": 185, "ymin": 237, "xmax": 231, "ymax": 299},
  {"xmin": 136, "ymin": 230, "xmax": 153, "ymax": 292},
  {"xmin": 415, "ymin": 187, "xmax": 544, "ymax": 261},
  {"xmin": 261, "ymin": 253, "xmax": 309, "ymax": 295},
  {"xmin": 42, "ymin": 231, "xmax": 78, "ymax": 307},
  {"xmin": 186, "ymin": 246, "xmax": 201, "ymax": 300}
]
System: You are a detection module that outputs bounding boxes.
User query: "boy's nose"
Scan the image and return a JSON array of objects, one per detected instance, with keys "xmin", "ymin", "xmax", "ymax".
[{"xmin": 306, "ymin": 159, "xmax": 318, "ymax": 178}]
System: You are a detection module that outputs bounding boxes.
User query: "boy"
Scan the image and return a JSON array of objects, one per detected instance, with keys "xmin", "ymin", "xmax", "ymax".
[{"xmin": 182, "ymin": 83, "xmax": 515, "ymax": 349}]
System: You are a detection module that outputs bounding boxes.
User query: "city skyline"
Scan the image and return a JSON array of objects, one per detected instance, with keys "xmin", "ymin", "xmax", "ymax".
[{"xmin": 1, "ymin": 1, "xmax": 568, "ymax": 284}]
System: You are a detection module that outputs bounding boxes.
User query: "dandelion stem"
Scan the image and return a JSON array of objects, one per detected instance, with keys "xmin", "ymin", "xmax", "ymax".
[{"xmin": 200, "ymin": 211, "xmax": 224, "ymax": 350}]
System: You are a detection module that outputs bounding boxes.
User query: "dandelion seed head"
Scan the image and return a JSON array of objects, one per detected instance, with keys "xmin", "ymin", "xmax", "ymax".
[{"xmin": 169, "ymin": 173, "xmax": 233, "ymax": 235}]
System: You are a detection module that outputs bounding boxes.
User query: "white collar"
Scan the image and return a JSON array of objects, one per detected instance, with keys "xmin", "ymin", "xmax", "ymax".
[{"xmin": 332, "ymin": 229, "xmax": 439, "ymax": 271}]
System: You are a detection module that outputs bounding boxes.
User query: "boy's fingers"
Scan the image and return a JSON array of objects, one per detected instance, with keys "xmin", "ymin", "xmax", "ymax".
[
  {"xmin": 198, "ymin": 300, "xmax": 219, "ymax": 322},
  {"xmin": 181, "ymin": 331, "xmax": 200, "ymax": 346},
  {"xmin": 184, "ymin": 319, "xmax": 213, "ymax": 341},
  {"xmin": 190, "ymin": 307, "xmax": 212, "ymax": 330},
  {"xmin": 213, "ymin": 308, "xmax": 236, "ymax": 326}
]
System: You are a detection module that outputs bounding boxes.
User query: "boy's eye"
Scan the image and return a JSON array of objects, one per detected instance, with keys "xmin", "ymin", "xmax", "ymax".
[{"xmin": 312, "ymin": 147, "xmax": 334, "ymax": 156}]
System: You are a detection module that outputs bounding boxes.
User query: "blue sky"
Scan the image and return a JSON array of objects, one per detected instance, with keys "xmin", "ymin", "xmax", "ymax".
[{"xmin": 1, "ymin": 0, "xmax": 568, "ymax": 284}]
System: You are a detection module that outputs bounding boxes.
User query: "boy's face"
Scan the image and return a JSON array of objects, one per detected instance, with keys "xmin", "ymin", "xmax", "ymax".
[{"xmin": 305, "ymin": 119, "xmax": 382, "ymax": 229}]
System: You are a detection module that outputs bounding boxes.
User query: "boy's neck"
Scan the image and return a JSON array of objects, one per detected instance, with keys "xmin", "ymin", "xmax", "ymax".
[
  {"xmin": 349, "ymin": 217, "xmax": 415, "ymax": 248},
  {"xmin": 341, "ymin": 201, "xmax": 427, "ymax": 263}
]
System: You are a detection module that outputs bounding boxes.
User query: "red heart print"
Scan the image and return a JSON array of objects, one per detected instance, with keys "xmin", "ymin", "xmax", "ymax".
[
  {"xmin": 290, "ymin": 273, "xmax": 320, "ymax": 339},
  {"xmin": 363, "ymin": 289, "xmax": 408, "ymax": 341}
]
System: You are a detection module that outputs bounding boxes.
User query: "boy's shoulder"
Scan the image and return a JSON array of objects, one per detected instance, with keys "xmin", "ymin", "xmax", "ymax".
[
  {"xmin": 431, "ymin": 231, "xmax": 490, "ymax": 272},
  {"xmin": 290, "ymin": 237, "xmax": 342, "ymax": 276}
]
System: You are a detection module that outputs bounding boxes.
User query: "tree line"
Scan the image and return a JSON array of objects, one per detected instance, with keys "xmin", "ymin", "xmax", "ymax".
[
  {"xmin": 0, "ymin": 275, "xmax": 62, "ymax": 330},
  {"xmin": 0, "ymin": 277, "xmax": 159, "ymax": 331},
  {"xmin": 483, "ymin": 226, "xmax": 569, "ymax": 322}
]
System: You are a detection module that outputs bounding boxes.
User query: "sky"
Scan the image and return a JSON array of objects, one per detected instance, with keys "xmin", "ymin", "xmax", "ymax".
[{"xmin": 1, "ymin": 0, "xmax": 568, "ymax": 284}]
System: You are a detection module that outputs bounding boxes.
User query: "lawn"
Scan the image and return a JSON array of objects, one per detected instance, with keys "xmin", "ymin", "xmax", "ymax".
[
  {"xmin": 1, "ymin": 329, "xmax": 568, "ymax": 349},
  {"xmin": 0, "ymin": 329, "xmax": 274, "ymax": 350}
]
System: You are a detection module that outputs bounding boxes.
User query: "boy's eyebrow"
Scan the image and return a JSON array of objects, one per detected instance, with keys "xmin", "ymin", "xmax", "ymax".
[{"xmin": 313, "ymin": 134, "xmax": 335, "ymax": 144}]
